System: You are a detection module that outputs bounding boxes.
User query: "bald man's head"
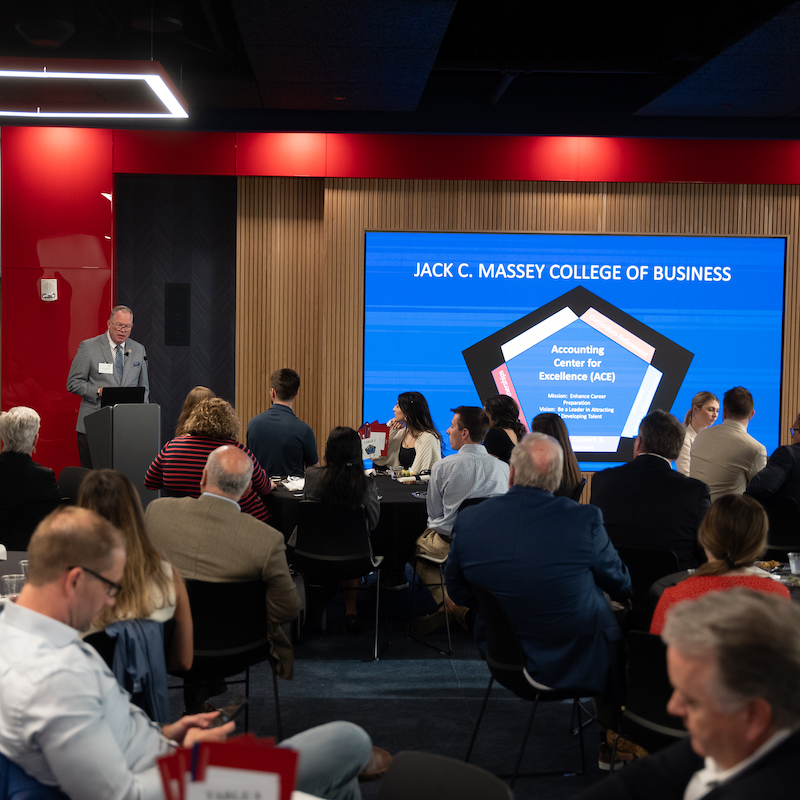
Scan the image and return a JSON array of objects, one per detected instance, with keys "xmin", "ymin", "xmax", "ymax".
[
  {"xmin": 203, "ymin": 445, "xmax": 255, "ymax": 500},
  {"xmin": 510, "ymin": 433, "xmax": 563, "ymax": 493}
]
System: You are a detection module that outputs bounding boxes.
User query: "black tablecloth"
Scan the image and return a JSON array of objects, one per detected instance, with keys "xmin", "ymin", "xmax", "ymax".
[{"xmin": 265, "ymin": 475, "xmax": 428, "ymax": 565}]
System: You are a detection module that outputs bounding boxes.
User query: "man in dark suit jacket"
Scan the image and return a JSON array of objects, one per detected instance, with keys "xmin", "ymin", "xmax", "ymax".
[
  {"xmin": 66, "ymin": 305, "xmax": 149, "ymax": 468},
  {"xmin": 590, "ymin": 410, "xmax": 711, "ymax": 570},
  {"xmin": 0, "ymin": 406, "xmax": 62, "ymax": 550},
  {"xmin": 745, "ymin": 411, "xmax": 800, "ymax": 509},
  {"xmin": 575, "ymin": 590, "xmax": 800, "ymax": 799},
  {"xmin": 446, "ymin": 432, "xmax": 631, "ymax": 697}
]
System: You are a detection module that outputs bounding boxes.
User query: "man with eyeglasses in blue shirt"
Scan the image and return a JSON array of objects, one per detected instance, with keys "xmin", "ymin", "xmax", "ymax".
[
  {"xmin": 0, "ymin": 506, "xmax": 375, "ymax": 800},
  {"xmin": 67, "ymin": 305, "xmax": 149, "ymax": 468}
]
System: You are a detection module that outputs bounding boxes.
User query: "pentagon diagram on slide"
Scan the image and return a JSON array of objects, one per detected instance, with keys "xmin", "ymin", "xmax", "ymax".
[{"xmin": 463, "ymin": 286, "xmax": 694, "ymax": 462}]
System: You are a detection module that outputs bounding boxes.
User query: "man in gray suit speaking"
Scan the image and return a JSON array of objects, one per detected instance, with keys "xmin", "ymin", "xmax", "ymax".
[{"xmin": 67, "ymin": 304, "xmax": 149, "ymax": 468}]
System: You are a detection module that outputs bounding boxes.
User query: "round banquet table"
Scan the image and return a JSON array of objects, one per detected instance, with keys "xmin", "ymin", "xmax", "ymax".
[{"xmin": 264, "ymin": 474, "xmax": 428, "ymax": 565}]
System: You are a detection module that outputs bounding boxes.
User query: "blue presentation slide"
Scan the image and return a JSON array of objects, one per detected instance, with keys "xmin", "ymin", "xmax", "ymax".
[{"xmin": 364, "ymin": 232, "xmax": 785, "ymax": 467}]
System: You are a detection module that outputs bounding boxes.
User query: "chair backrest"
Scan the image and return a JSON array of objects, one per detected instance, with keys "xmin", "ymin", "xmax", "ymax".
[
  {"xmin": 56, "ymin": 467, "xmax": 91, "ymax": 505},
  {"xmin": 756, "ymin": 495, "xmax": 800, "ymax": 550},
  {"xmin": 376, "ymin": 751, "xmax": 513, "ymax": 800},
  {"xmin": 0, "ymin": 751, "xmax": 70, "ymax": 800},
  {"xmin": 290, "ymin": 502, "xmax": 376, "ymax": 580},
  {"xmin": 457, "ymin": 496, "xmax": 488, "ymax": 513},
  {"xmin": 567, "ymin": 477, "xmax": 587, "ymax": 502},
  {"xmin": 621, "ymin": 631, "xmax": 688, "ymax": 754},
  {"xmin": 183, "ymin": 579, "xmax": 270, "ymax": 678},
  {"xmin": 615, "ymin": 545, "xmax": 680, "ymax": 606}
]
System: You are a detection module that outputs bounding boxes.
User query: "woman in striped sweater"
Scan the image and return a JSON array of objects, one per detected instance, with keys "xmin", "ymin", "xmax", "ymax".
[{"xmin": 145, "ymin": 397, "xmax": 273, "ymax": 522}]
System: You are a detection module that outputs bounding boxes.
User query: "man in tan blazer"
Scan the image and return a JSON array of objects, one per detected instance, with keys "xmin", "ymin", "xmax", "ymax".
[
  {"xmin": 145, "ymin": 445, "xmax": 301, "ymax": 679},
  {"xmin": 690, "ymin": 386, "xmax": 767, "ymax": 502}
]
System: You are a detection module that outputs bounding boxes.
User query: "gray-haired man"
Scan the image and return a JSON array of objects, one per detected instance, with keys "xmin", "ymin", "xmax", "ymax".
[{"xmin": 576, "ymin": 589, "xmax": 800, "ymax": 799}]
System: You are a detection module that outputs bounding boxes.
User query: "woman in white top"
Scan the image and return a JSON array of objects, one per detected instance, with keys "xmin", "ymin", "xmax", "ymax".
[
  {"xmin": 373, "ymin": 391, "xmax": 442, "ymax": 473},
  {"xmin": 675, "ymin": 391, "xmax": 719, "ymax": 476},
  {"xmin": 78, "ymin": 469, "xmax": 194, "ymax": 672}
]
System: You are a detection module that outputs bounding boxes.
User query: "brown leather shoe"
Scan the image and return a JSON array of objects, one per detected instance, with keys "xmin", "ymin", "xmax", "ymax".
[
  {"xmin": 408, "ymin": 607, "xmax": 447, "ymax": 635},
  {"xmin": 449, "ymin": 604, "xmax": 469, "ymax": 630},
  {"xmin": 358, "ymin": 746, "xmax": 392, "ymax": 782}
]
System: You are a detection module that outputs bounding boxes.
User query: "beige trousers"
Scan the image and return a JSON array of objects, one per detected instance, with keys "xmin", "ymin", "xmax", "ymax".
[{"xmin": 414, "ymin": 527, "xmax": 451, "ymax": 606}]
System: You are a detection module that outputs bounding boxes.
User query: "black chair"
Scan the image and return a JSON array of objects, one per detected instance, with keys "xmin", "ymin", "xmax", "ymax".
[
  {"xmin": 615, "ymin": 545, "xmax": 680, "ymax": 630},
  {"xmin": 751, "ymin": 495, "xmax": 800, "ymax": 560},
  {"xmin": 377, "ymin": 751, "xmax": 513, "ymax": 800},
  {"xmin": 610, "ymin": 631, "xmax": 688, "ymax": 767},
  {"xmin": 290, "ymin": 502, "xmax": 385, "ymax": 661},
  {"xmin": 180, "ymin": 579, "xmax": 283, "ymax": 737},
  {"xmin": 56, "ymin": 466, "xmax": 92, "ymax": 505},
  {"xmin": 465, "ymin": 583, "xmax": 590, "ymax": 787},
  {"xmin": 408, "ymin": 496, "xmax": 488, "ymax": 656},
  {"xmin": 560, "ymin": 477, "xmax": 587, "ymax": 502}
]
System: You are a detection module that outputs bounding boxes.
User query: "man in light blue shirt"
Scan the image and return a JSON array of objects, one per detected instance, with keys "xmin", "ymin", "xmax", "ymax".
[
  {"xmin": 411, "ymin": 406, "xmax": 509, "ymax": 633},
  {"xmin": 0, "ymin": 506, "xmax": 375, "ymax": 800}
]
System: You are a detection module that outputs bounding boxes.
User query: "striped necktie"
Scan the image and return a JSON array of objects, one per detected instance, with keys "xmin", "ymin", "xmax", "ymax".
[{"xmin": 115, "ymin": 345, "xmax": 123, "ymax": 384}]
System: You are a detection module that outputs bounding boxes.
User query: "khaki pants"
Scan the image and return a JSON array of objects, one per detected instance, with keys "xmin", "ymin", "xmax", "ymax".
[{"xmin": 414, "ymin": 527, "xmax": 451, "ymax": 606}]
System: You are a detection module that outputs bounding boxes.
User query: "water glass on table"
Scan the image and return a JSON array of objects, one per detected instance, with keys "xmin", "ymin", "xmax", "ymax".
[
  {"xmin": 2, "ymin": 574, "xmax": 25, "ymax": 601},
  {"xmin": 789, "ymin": 552, "xmax": 800, "ymax": 575}
]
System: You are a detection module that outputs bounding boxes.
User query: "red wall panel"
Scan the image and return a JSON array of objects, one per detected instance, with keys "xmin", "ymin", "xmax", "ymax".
[
  {"xmin": 1, "ymin": 267, "xmax": 112, "ymax": 475},
  {"xmin": 325, "ymin": 133, "xmax": 584, "ymax": 181},
  {"xmin": 2, "ymin": 127, "xmax": 113, "ymax": 268},
  {"xmin": 113, "ymin": 130, "xmax": 236, "ymax": 175},
  {"xmin": 237, "ymin": 132, "xmax": 327, "ymax": 176}
]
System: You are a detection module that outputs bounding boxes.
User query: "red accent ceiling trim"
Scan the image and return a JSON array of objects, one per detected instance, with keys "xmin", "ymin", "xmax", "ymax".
[{"xmin": 128, "ymin": 130, "xmax": 800, "ymax": 185}]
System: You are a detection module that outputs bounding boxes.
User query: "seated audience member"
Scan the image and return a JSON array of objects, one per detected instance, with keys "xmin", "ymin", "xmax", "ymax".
[
  {"xmin": 77, "ymin": 469, "xmax": 193, "ymax": 672},
  {"xmin": 690, "ymin": 386, "xmax": 767, "ymax": 501},
  {"xmin": 675, "ymin": 391, "xmax": 719, "ymax": 476},
  {"xmin": 246, "ymin": 368, "xmax": 319, "ymax": 476},
  {"xmin": 411, "ymin": 406, "xmax": 509, "ymax": 634},
  {"xmin": 531, "ymin": 412, "xmax": 584, "ymax": 498},
  {"xmin": 483, "ymin": 395, "xmax": 526, "ymax": 463},
  {"xmin": 145, "ymin": 397, "xmax": 273, "ymax": 522},
  {"xmin": 591, "ymin": 410, "xmax": 711, "ymax": 570},
  {"xmin": 447, "ymin": 432, "xmax": 631, "ymax": 697},
  {"xmin": 146, "ymin": 446, "xmax": 301, "ymax": 684},
  {"xmin": 576, "ymin": 590, "xmax": 800, "ymax": 799},
  {"xmin": 174, "ymin": 385, "xmax": 215, "ymax": 436},
  {"xmin": 650, "ymin": 494, "xmax": 790, "ymax": 634},
  {"xmin": 0, "ymin": 506, "xmax": 375, "ymax": 800},
  {"xmin": 0, "ymin": 406, "xmax": 62, "ymax": 550},
  {"xmin": 745, "ymin": 410, "xmax": 800, "ymax": 509},
  {"xmin": 372, "ymin": 390, "xmax": 442, "ymax": 474},
  {"xmin": 298, "ymin": 426, "xmax": 380, "ymax": 637}
]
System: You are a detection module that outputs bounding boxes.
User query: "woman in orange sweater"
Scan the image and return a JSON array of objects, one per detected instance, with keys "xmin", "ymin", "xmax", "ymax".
[{"xmin": 650, "ymin": 493, "xmax": 790, "ymax": 634}]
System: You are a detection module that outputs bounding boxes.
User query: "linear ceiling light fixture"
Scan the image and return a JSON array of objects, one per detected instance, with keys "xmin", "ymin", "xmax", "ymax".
[{"xmin": 0, "ymin": 57, "xmax": 188, "ymax": 119}]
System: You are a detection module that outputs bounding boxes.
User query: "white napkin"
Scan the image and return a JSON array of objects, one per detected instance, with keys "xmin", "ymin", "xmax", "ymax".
[{"xmin": 283, "ymin": 477, "xmax": 305, "ymax": 492}]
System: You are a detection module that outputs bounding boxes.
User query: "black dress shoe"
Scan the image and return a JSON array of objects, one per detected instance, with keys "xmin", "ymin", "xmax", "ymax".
[{"xmin": 345, "ymin": 614, "xmax": 362, "ymax": 638}]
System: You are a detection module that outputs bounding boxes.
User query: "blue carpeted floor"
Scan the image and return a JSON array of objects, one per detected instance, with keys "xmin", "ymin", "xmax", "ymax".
[{"xmin": 169, "ymin": 570, "xmax": 613, "ymax": 799}]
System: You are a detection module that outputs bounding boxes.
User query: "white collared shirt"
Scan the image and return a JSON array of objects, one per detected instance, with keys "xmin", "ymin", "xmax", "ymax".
[
  {"xmin": 201, "ymin": 490, "xmax": 241, "ymax": 509},
  {"xmin": 0, "ymin": 600, "xmax": 173, "ymax": 799},
  {"xmin": 683, "ymin": 727, "xmax": 796, "ymax": 800}
]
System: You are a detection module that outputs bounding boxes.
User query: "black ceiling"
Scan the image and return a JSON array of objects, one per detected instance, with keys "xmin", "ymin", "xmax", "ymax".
[{"xmin": 3, "ymin": 0, "xmax": 800, "ymax": 137}]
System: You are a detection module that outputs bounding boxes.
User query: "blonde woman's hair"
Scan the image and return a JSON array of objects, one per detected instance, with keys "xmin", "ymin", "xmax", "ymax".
[
  {"xmin": 175, "ymin": 386, "xmax": 215, "ymax": 436},
  {"xmin": 695, "ymin": 494, "xmax": 768, "ymax": 577},
  {"xmin": 77, "ymin": 470, "xmax": 172, "ymax": 626},
  {"xmin": 183, "ymin": 397, "xmax": 241, "ymax": 441},
  {"xmin": 684, "ymin": 391, "xmax": 718, "ymax": 426}
]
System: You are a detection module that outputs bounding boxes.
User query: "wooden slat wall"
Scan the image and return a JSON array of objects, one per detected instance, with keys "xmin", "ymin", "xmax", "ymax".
[
  {"xmin": 237, "ymin": 178, "xmax": 800, "ymax": 459},
  {"xmin": 236, "ymin": 177, "xmax": 325, "ymax": 447}
]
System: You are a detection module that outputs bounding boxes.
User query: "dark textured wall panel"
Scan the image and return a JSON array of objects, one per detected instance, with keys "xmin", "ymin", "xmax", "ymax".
[{"xmin": 116, "ymin": 175, "xmax": 237, "ymax": 444}]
